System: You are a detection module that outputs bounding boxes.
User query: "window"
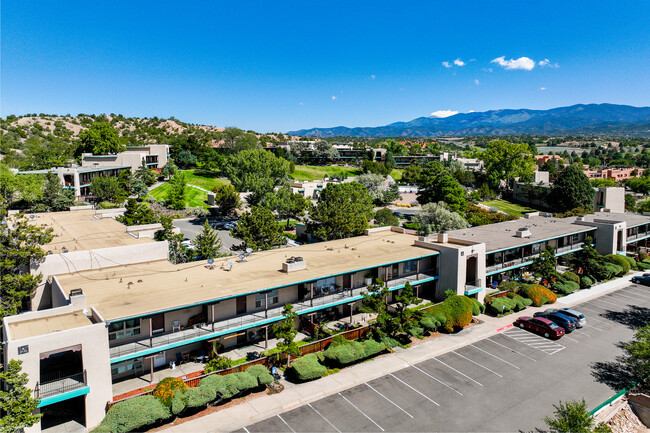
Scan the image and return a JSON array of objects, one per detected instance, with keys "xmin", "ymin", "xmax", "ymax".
[
  {"xmin": 403, "ymin": 260, "xmax": 417, "ymax": 273},
  {"xmin": 532, "ymin": 243, "xmax": 541, "ymax": 254},
  {"xmin": 108, "ymin": 319, "xmax": 141, "ymax": 341},
  {"xmin": 255, "ymin": 290, "xmax": 278, "ymax": 308},
  {"xmin": 111, "ymin": 357, "xmax": 143, "ymax": 377},
  {"xmin": 315, "ymin": 277, "xmax": 336, "ymax": 296}
]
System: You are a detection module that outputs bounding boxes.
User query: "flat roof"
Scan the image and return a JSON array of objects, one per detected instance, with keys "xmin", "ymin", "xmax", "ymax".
[
  {"xmin": 582, "ymin": 212, "xmax": 650, "ymax": 228},
  {"xmin": 446, "ymin": 215, "xmax": 596, "ymax": 253},
  {"xmin": 24, "ymin": 210, "xmax": 153, "ymax": 253},
  {"xmin": 55, "ymin": 230, "xmax": 437, "ymax": 321},
  {"xmin": 8, "ymin": 311, "xmax": 92, "ymax": 340},
  {"xmin": 18, "ymin": 165, "xmax": 130, "ymax": 174}
]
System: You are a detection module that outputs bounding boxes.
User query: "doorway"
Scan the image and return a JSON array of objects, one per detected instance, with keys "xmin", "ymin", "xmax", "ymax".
[
  {"xmin": 40, "ymin": 395, "xmax": 86, "ymax": 433},
  {"xmin": 236, "ymin": 297, "xmax": 247, "ymax": 315},
  {"xmin": 151, "ymin": 314, "xmax": 164, "ymax": 334}
]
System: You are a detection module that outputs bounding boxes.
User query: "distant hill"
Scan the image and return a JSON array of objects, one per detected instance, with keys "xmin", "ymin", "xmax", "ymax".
[{"xmin": 287, "ymin": 104, "xmax": 650, "ymax": 137}]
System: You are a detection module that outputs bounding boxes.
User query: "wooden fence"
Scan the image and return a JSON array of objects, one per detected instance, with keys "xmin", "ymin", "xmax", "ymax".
[{"xmin": 108, "ymin": 325, "xmax": 370, "ymax": 409}]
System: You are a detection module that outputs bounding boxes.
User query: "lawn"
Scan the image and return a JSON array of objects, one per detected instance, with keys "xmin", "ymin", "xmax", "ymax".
[
  {"xmin": 480, "ymin": 199, "xmax": 539, "ymax": 217},
  {"xmin": 390, "ymin": 169, "xmax": 403, "ymax": 181},
  {"xmin": 291, "ymin": 165, "xmax": 362, "ymax": 181},
  {"xmin": 182, "ymin": 169, "xmax": 230, "ymax": 191},
  {"xmin": 149, "ymin": 183, "xmax": 210, "ymax": 209}
]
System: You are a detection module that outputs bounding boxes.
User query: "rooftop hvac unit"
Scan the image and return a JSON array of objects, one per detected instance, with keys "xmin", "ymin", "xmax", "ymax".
[{"xmin": 515, "ymin": 228, "xmax": 532, "ymax": 238}]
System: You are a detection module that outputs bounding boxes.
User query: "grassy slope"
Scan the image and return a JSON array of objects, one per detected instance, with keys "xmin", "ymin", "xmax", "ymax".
[
  {"xmin": 149, "ymin": 183, "xmax": 209, "ymax": 209},
  {"xmin": 183, "ymin": 170, "xmax": 230, "ymax": 190},
  {"xmin": 291, "ymin": 165, "xmax": 363, "ymax": 181},
  {"xmin": 480, "ymin": 199, "xmax": 539, "ymax": 217}
]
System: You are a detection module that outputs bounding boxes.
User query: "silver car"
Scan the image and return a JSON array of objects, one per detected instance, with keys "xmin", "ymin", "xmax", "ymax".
[{"xmin": 559, "ymin": 308, "xmax": 586, "ymax": 328}]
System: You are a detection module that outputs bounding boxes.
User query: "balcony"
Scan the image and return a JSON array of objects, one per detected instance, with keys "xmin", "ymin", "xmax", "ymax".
[
  {"xmin": 109, "ymin": 270, "xmax": 437, "ymax": 361},
  {"xmin": 34, "ymin": 370, "xmax": 87, "ymax": 400},
  {"xmin": 486, "ymin": 244, "xmax": 582, "ymax": 274}
]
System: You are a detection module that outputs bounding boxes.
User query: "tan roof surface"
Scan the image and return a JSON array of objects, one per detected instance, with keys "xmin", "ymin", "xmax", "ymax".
[
  {"xmin": 24, "ymin": 210, "xmax": 153, "ymax": 253},
  {"xmin": 447, "ymin": 215, "xmax": 596, "ymax": 252},
  {"xmin": 9, "ymin": 311, "xmax": 92, "ymax": 340},
  {"xmin": 55, "ymin": 230, "xmax": 437, "ymax": 321},
  {"xmin": 582, "ymin": 212, "xmax": 650, "ymax": 228}
]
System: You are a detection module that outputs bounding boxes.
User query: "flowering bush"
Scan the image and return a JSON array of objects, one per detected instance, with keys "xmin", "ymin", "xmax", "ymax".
[
  {"xmin": 153, "ymin": 377, "xmax": 188, "ymax": 407},
  {"xmin": 520, "ymin": 284, "xmax": 556, "ymax": 307}
]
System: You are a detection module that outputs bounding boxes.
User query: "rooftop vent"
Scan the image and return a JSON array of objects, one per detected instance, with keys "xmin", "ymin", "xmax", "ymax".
[
  {"xmin": 515, "ymin": 227, "xmax": 532, "ymax": 238},
  {"xmin": 437, "ymin": 231, "xmax": 448, "ymax": 243},
  {"xmin": 576, "ymin": 216, "xmax": 586, "ymax": 222},
  {"xmin": 282, "ymin": 257, "xmax": 307, "ymax": 273},
  {"xmin": 69, "ymin": 288, "xmax": 83, "ymax": 296}
]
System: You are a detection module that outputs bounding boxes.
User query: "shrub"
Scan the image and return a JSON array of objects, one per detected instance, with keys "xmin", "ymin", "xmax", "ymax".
[
  {"xmin": 440, "ymin": 295, "xmax": 474, "ymax": 332},
  {"xmin": 407, "ymin": 326, "xmax": 424, "ymax": 338},
  {"xmin": 230, "ymin": 372, "xmax": 258, "ymax": 392},
  {"xmin": 603, "ymin": 262, "xmax": 623, "ymax": 278},
  {"xmin": 511, "ymin": 294, "xmax": 533, "ymax": 310},
  {"xmin": 605, "ymin": 255, "xmax": 631, "ymax": 276},
  {"xmin": 170, "ymin": 391, "xmax": 186, "ymax": 416},
  {"xmin": 200, "ymin": 375, "xmax": 236, "ymax": 400},
  {"xmin": 562, "ymin": 271, "xmax": 580, "ymax": 284},
  {"xmin": 153, "ymin": 377, "xmax": 188, "ymax": 407},
  {"xmin": 581, "ymin": 276, "xmax": 595, "ymax": 288},
  {"xmin": 184, "ymin": 385, "xmax": 216, "ymax": 408},
  {"xmin": 323, "ymin": 340, "xmax": 367, "ymax": 367},
  {"xmin": 520, "ymin": 284, "xmax": 556, "ymax": 307},
  {"xmin": 553, "ymin": 281, "xmax": 579, "ymax": 295},
  {"xmin": 204, "ymin": 356, "xmax": 233, "ymax": 373},
  {"xmin": 498, "ymin": 281, "xmax": 522, "ymax": 293},
  {"xmin": 362, "ymin": 339, "xmax": 386, "ymax": 357},
  {"xmin": 623, "ymin": 256, "xmax": 637, "ymax": 270},
  {"xmin": 380, "ymin": 336, "xmax": 400, "ymax": 348},
  {"xmin": 245, "ymin": 365, "xmax": 274, "ymax": 386},
  {"xmin": 638, "ymin": 262, "xmax": 650, "ymax": 271},
  {"xmin": 288, "ymin": 353, "xmax": 327, "ymax": 382},
  {"xmin": 486, "ymin": 296, "xmax": 517, "ymax": 315},
  {"xmin": 419, "ymin": 311, "xmax": 447, "ymax": 331},
  {"xmin": 470, "ymin": 298, "xmax": 485, "ymax": 315},
  {"xmin": 93, "ymin": 395, "xmax": 171, "ymax": 433}
]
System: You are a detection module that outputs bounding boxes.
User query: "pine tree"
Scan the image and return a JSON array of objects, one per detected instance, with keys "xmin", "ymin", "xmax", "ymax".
[
  {"xmin": 272, "ymin": 304, "xmax": 300, "ymax": 365},
  {"xmin": 166, "ymin": 173, "xmax": 187, "ymax": 210},
  {"xmin": 194, "ymin": 221, "xmax": 224, "ymax": 260},
  {"xmin": 0, "ymin": 360, "xmax": 42, "ymax": 433}
]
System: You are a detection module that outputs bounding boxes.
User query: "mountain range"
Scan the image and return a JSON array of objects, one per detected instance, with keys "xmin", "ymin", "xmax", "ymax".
[{"xmin": 287, "ymin": 103, "xmax": 650, "ymax": 137}]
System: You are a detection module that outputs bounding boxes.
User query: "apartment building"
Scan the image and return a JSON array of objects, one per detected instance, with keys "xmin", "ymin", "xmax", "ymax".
[
  {"xmin": 3, "ymin": 209, "xmax": 648, "ymax": 432},
  {"xmin": 583, "ymin": 167, "xmax": 644, "ymax": 181},
  {"xmin": 81, "ymin": 144, "xmax": 170, "ymax": 173},
  {"xmin": 18, "ymin": 165, "xmax": 131, "ymax": 199}
]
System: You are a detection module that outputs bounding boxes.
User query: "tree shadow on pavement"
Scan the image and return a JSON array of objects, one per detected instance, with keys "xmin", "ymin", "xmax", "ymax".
[
  {"xmin": 601, "ymin": 305, "xmax": 650, "ymax": 330},
  {"xmin": 590, "ymin": 349, "xmax": 638, "ymax": 391}
]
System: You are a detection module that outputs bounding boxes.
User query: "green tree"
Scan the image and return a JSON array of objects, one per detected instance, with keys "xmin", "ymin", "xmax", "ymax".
[
  {"xmin": 312, "ymin": 141, "xmax": 338, "ymax": 161},
  {"xmin": 624, "ymin": 324, "xmax": 650, "ymax": 378},
  {"xmin": 78, "ymin": 121, "xmax": 125, "ymax": 155},
  {"xmin": 272, "ymin": 303, "xmax": 300, "ymax": 365},
  {"xmin": 117, "ymin": 199, "xmax": 157, "ymax": 226},
  {"xmin": 1, "ymin": 215, "xmax": 54, "ymax": 325},
  {"xmin": 231, "ymin": 206, "xmax": 284, "ymax": 251},
  {"xmin": 360, "ymin": 279, "xmax": 398, "ymax": 338},
  {"xmin": 166, "ymin": 173, "xmax": 187, "ymax": 210},
  {"xmin": 154, "ymin": 216, "xmax": 190, "ymax": 264},
  {"xmin": 42, "ymin": 172, "xmax": 63, "ymax": 208},
  {"xmin": 374, "ymin": 208, "xmax": 399, "ymax": 227},
  {"xmin": 480, "ymin": 140, "xmax": 536, "ymax": 189},
  {"xmin": 402, "ymin": 163, "xmax": 422, "ymax": 184},
  {"xmin": 356, "ymin": 173, "xmax": 386, "ymax": 203},
  {"xmin": 0, "ymin": 165, "xmax": 45, "ymax": 208},
  {"xmin": 160, "ymin": 159, "xmax": 178, "ymax": 180},
  {"xmin": 194, "ymin": 220, "xmax": 224, "ymax": 260},
  {"xmin": 264, "ymin": 187, "xmax": 310, "ymax": 228},
  {"xmin": 51, "ymin": 189, "xmax": 76, "ymax": 211},
  {"xmin": 544, "ymin": 399, "xmax": 610, "ymax": 433},
  {"xmin": 22, "ymin": 136, "xmax": 73, "ymax": 170},
  {"xmin": 394, "ymin": 282, "xmax": 423, "ymax": 334},
  {"xmin": 0, "ymin": 360, "xmax": 41, "ymax": 433},
  {"xmin": 89, "ymin": 176, "xmax": 125, "ymax": 203},
  {"xmin": 130, "ymin": 179, "xmax": 149, "ymax": 199},
  {"xmin": 224, "ymin": 149, "xmax": 291, "ymax": 202},
  {"xmin": 549, "ymin": 165, "xmax": 595, "ymax": 213},
  {"xmin": 531, "ymin": 245, "xmax": 558, "ymax": 283},
  {"xmin": 416, "ymin": 162, "xmax": 467, "ymax": 211},
  {"xmin": 117, "ymin": 169, "xmax": 133, "ymax": 192},
  {"xmin": 625, "ymin": 193, "xmax": 637, "ymax": 212},
  {"xmin": 308, "ymin": 182, "xmax": 375, "ymax": 240},
  {"xmin": 413, "ymin": 202, "xmax": 468, "ymax": 235},
  {"xmin": 134, "ymin": 162, "xmax": 157, "ymax": 187},
  {"xmin": 212, "ymin": 184, "xmax": 241, "ymax": 216},
  {"xmin": 176, "ymin": 150, "xmax": 197, "ymax": 169}
]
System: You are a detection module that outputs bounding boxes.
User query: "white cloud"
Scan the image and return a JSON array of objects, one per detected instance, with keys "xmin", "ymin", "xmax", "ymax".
[
  {"xmin": 370, "ymin": 74, "xmax": 376, "ymax": 80},
  {"xmin": 442, "ymin": 61, "xmax": 452, "ymax": 68},
  {"xmin": 540, "ymin": 87, "xmax": 547, "ymax": 91},
  {"xmin": 454, "ymin": 58, "xmax": 465, "ymax": 67},
  {"xmin": 491, "ymin": 56, "xmax": 536, "ymax": 71},
  {"xmin": 298, "ymin": 102, "xmax": 304, "ymax": 105},
  {"xmin": 430, "ymin": 110, "xmax": 459, "ymax": 118},
  {"xmin": 482, "ymin": 67, "xmax": 493, "ymax": 73},
  {"xmin": 331, "ymin": 96, "xmax": 337, "ymax": 101},
  {"xmin": 538, "ymin": 59, "xmax": 559, "ymax": 68},
  {"xmin": 468, "ymin": 110, "xmax": 476, "ymax": 113},
  {"xmin": 474, "ymin": 79, "xmax": 480, "ymax": 85}
]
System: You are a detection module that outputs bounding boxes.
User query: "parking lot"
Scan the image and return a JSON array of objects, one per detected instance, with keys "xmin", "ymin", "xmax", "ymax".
[{"xmin": 235, "ymin": 283, "xmax": 650, "ymax": 432}]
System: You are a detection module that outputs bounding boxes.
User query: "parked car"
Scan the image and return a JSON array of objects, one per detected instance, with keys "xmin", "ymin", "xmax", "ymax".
[
  {"xmin": 210, "ymin": 221, "xmax": 225, "ymax": 230},
  {"xmin": 559, "ymin": 308, "xmax": 587, "ymax": 328},
  {"xmin": 514, "ymin": 316, "xmax": 565, "ymax": 339},
  {"xmin": 631, "ymin": 275, "xmax": 650, "ymax": 286},
  {"xmin": 533, "ymin": 311, "xmax": 577, "ymax": 333},
  {"xmin": 224, "ymin": 222, "xmax": 237, "ymax": 230},
  {"xmin": 181, "ymin": 239, "xmax": 197, "ymax": 250}
]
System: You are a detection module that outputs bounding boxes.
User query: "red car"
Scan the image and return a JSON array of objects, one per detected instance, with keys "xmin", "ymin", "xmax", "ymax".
[{"xmin": 514, "ymin": 316, "xmax": 565, "ymax": 339}]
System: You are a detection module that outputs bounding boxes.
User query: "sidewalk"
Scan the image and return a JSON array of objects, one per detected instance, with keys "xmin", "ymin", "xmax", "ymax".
[{"xmin": 163, "ymin": 272, "xmax": 643, "ymax": 433}]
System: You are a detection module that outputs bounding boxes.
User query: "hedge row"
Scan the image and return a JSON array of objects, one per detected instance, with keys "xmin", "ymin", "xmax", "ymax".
[
  {"xmin": 94, "ymin": 366, "xmax": 275, "ymax": 432},
  {"xmin": 485, "ymin": 293, "xmax": 532, "ymax": 315},
  {"xmin": 421, "ymin": 295, "xmax": 474, "ymax": 333}
]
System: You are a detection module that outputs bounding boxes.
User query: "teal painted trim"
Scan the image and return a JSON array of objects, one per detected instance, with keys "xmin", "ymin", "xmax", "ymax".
[
  {"xmin": 37, "ymin": 386, "xmax": 89, "ymax": 407},
  {"xmin": 627, "ymin": 233, "xmax": 650, "ymax": 244},
  {"xmin": 486, "ymin": 247, "xmax": 583, "ymax": 276},
  {"xmin": 486, "ymin": 228, "xmax": 597, "ymax": 255},
  {"xmin": 110, "ymin": 275, "xmax": 439, "ymax": 364},
  {"xmin": 464, "ymin": 287, "xmax": 482, "ymax": 295},
  {"xmin": 108, "ymin": 254, "xmax": 439, "ymax": 324}
]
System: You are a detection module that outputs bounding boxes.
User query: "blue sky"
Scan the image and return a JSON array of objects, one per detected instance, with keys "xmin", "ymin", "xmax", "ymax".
[{"xmin": 2, "ymin": 1, "xmax": 649, "ymax": 132}]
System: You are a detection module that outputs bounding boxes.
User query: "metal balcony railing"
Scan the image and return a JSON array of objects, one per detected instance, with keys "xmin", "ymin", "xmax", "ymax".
[
  {"xmin": 486, "ymin": 245, "xmax": 582, "ymax": 274},
  {"xmin": 34, "ymin": 370, "xmax": 87, "ymax": 399},
  {"xmin": 109, "ymin": 270, "xmax": 438, "ymax": 359}
]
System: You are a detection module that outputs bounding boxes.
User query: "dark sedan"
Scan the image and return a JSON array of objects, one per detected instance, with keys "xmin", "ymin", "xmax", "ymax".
[
  {"xmin": 514, "ymin": 316, "xmax": 565, "ymax": 339},
  {"xmin": 631, "ymin": 275, "xmax": 650, "ymax": 286},
  {"xmin": 533, "ymin": 311, "xmax": 577, "ymax": 333}
]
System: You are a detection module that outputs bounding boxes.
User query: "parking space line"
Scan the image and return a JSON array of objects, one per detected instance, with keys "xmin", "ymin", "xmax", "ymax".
[
  {"xmin": 389, "ymin": 373, "xmax": 440, "ymax": 406},
  {"xmin": 611, "ymin": 291, "xmax": 647, "ymax": 302},
  {"xmin": 470, "ymin": 344, "xmax": 521, "ymax": 368},
  {"xmin": 338, "ymin": 392, "xmax": 385, "ymax": 432},
  {"xmin": 591, "ymin": 298, "xmax": 629, "ymax": 309},
  {"xmin": 622, "ymin": 288, "xmax": 650, "ymax": 300},
  {"xmin": 502, "ymin": 330, "xmax": 565, "ymax": 355},
  {"xmin": 364, "ymin": 383, "xmax": 413, "ymax": 418},
  {"xmin": 485, "ymin": 338, "xmax": 537, "ymax": 361},
  {"xmin": 308, "ymin": 403, "xmax": 343, "ymax": 432},
  {"xmin": 451, "ymin": 351, "xmax": 503, "ymax": 377},
  {"xmin": 412, "ymin": 365, "xmax": 463, "ymax": 396},
  {"xmin": 624, "ymin": 285, "xmax": 650, "ymax": 295},
  {"xmin": 563, "ymin": 335, "xmax": 579, "ymax": 342},
  {"xmin": 277, "ymin": 415, "xmax": 297, "ymax": 433},
  {"xmin": 585, "ymin": 323, "xmax": 606, "ymax": 332},
  {"xmin": 434, "ymin": 358, "xmax": 483, "ymax": 386}
]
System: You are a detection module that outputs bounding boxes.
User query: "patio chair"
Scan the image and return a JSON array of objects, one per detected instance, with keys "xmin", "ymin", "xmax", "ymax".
[
  {"xmin": 172, "ymin": 320, "xmax": 181, "ymax": 332},
  {"xmin": 196, "ymin": 349, "xmax": 207, "ymax": 363}
]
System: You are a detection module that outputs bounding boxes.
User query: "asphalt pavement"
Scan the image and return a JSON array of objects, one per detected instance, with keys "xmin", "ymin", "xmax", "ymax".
[
  {"xmin": 172, "ymin": 217, "xmax": 239, "ymax": 252},
  {"xmin": 234, "ymin": 282, "xmax": 649, "ymax": 432}
]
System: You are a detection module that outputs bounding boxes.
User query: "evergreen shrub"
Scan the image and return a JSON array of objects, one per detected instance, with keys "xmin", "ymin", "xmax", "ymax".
[
  {"xmin": 581, "ymin": 276, "xmax": 595, "ymax": 288},
  {"xmin": 605, "ymin": 255, "xmax": 631, "ymax": 276},
  {"xmin": 93, "ymin": 396, "xmax": 171, "ymax": 433},
  {"xmin": 153, "ymin": 377, "xmax": 187, "ymax": 407},
  {"xmin": 562, "ymin": 271, "xmax": 580, "ymax": 284},
  {"xmin": 288, "ymin": 354, "xmax": 327, "ymax": 382},
  {"xmin": 245, "ymin": 365, "xmax": 274, "ymax": 386}
]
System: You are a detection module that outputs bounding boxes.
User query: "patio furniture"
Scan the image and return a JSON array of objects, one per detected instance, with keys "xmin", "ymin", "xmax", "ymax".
[
  {"xmin": 175, "ymin": 352, "xmax": 183, "ymax": 365},
  {"xmin": 195, "ymin": 349, "xmax": 207, "ymax": 363},
  {"xmin": 172, "ymin": 320, "xmax": 181, "ymax": 332},
  {"xmin": 182, "ymin": 352, "xmax": 190, "ymax": 363}
]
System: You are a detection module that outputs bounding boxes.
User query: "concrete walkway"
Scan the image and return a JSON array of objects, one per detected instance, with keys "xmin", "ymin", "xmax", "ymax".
[{"xmin": 162, "ymin": 272, "xmax": 643, "ymax": 433}]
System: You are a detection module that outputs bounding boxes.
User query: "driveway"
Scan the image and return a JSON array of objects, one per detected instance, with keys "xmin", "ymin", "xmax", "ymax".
[
  {"xmin": 172, "ymin": 217, "xmax": 240, "ymax": 253},
  {"xmin": 236, "ymin": 282, "xmax": 649, "ymax": 432}
]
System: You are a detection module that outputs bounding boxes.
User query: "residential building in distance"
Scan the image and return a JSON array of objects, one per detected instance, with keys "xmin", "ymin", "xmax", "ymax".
[
  {"xmin": 81, "ymin": 144, "xmax": 170, "ymax": 172},
  {"xmin": 4, "ymin": 208, "xmax": 649, "ymax": 432},
  {"xmin": 18, "ymin": 165, "xmax": 131, "ymax": 199},
  {"xmin": 583, "ymin": 167, "xmax": 644, "ymax": 181}
]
